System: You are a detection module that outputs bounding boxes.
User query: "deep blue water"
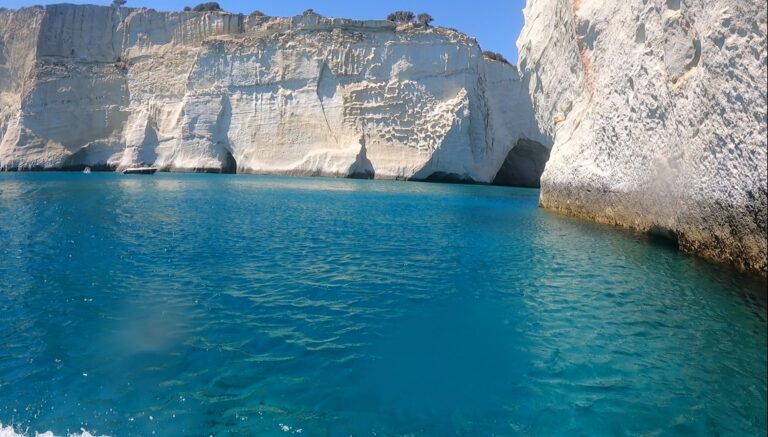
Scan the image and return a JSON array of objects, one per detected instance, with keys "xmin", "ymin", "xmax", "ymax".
[{"xmin": 0, "ymin": 173, "xmax": 765, "ymax": 436}]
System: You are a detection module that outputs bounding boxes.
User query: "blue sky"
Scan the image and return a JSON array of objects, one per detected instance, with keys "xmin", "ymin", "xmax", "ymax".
[{"xmin": 2, "ymin": 0, "xmax": 526, "ymax": 63}]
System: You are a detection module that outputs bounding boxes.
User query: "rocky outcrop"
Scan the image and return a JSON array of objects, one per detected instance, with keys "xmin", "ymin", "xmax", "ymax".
[
  {"xmin": 0, "ymin": 5, "xmax": 544, "ymax": 183},
  {"xmin": 518, "ymin": 0, "xmax": 768, "ymax": 272}
]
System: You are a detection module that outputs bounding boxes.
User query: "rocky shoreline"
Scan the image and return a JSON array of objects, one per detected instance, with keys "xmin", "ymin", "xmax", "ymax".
[{"xmin": 518, "ymin": 0, "xmax": 767, "ymax": 273}]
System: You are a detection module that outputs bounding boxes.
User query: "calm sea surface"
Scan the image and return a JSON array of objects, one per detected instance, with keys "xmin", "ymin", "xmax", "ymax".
[{"xmin": 0, "ymin": 173, "xmax": 765, "ymax": 436}]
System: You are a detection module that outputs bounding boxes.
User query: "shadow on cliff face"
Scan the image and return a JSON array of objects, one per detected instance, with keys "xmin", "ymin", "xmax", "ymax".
[
  {"xmin": 136, "ymin": 121, "xmax": 160, "ymax": 166},
  {"xmin": 492, "ymin": 139, "xmax": 550, "ymax": 188},
  {"xmin": 347, "ymin": 138, "xmax": 374, "ymax": 180},
  {"xmin": 217, "ymin": 95, "xmax": 236, "ymax": 174},
  {"xmin": 61, "ymin": 143, "xmax": 121, "ymax": 171},
  {"xmin": 408, "ymin": 116, "xmax": 482, "ymax": 184},
  {"xmin": 421, "ymin": 172, "xmax": 480, "ymax": 184},
  {"xmin": 409, "ymin": 137, "xmax": 552, "ymax": 187}
]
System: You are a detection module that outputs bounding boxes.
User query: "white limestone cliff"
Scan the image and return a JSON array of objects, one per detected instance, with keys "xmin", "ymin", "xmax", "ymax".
[
  {"xmin": 0, "ymin": 5, "xmax": 544, "ymax": 184},
  {"xmin": 4, "ymin": 2, "xmax": 765, "ymax": 272},
  {"xmin": 518, "ymin": 0, "xmax": 768, "ymax": 272}
]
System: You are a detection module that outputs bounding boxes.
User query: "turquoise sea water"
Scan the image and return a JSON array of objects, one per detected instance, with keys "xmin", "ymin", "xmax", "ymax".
[{"xmin": 0, "ymin": 173, "xmax": 765, "ymax": 436}]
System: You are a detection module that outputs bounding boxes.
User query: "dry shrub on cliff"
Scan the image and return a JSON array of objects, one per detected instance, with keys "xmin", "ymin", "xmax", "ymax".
[
  {"xmin": 482, "ymin": 51, "xmax": 510, "ymax": 64},
  {"xmin": 387, "ymin": 11, "xmax": 415, "ymax": 24},
  {"xmin": 417, "ymin": 13, "xmax": 434, "ymax": 26}
]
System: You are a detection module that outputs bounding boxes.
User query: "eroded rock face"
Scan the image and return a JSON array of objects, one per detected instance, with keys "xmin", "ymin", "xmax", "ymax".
[
  {"xmin": 518, "ymin": 0, "xmax": 767, "ymax": 272},
  {"xmin": 0, "ymin": 5, "xmax": 544, "ymax": 183}
]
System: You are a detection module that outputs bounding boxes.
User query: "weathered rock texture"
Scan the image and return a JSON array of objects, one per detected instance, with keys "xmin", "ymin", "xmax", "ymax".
[
  {"xmin": 0, "ymin": 4, "xmax": 544, "ymax": 183},
  {"xmin": 518, "ymin": 0, "xmax": 768, "ymax": 272}
]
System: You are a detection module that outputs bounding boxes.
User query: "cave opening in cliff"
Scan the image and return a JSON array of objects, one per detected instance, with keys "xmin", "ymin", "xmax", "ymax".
[
  {"xmin": 222, "ymin": 151, "xmax": 237, "ymax": 174},
  {"xmin": 647, "ymin": 225, "xmax": 681, "ymax": 250},
  {"xmin": 492, "ymin": 139, "xmax": 551, "ymax": 188}
]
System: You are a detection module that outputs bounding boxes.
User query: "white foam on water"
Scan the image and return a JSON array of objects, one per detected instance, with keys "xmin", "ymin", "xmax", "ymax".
[
  {"xmin": 0, "ymin": 423, "xmax": 107, "ymax": 437},
  {"xmin": 277, "ymin": 424, "xmax": 303, "ymax": 434}
]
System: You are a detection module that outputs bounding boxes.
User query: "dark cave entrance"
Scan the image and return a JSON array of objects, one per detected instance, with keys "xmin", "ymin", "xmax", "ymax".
[
  {"xmin": 222, "ymin": 151, "xmax": 237, "ymax": 174},
  {"xmin": 492, "ymin": 139, "xmax": 551, "ymax": 188}
]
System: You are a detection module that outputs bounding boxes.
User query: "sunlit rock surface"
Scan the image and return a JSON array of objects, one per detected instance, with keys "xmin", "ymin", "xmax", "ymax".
[
  {"xmin": 0, "ymin": 4, "xmax": 543, "ymax": 183},
  {"xmin": 518, "ymin": 0, "xmax": 768, "ymax": 272}
]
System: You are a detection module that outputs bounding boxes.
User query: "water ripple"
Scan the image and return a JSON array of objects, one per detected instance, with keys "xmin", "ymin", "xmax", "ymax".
[{"xmin": 0, "ymin": 173, "xmax": 765, "ymax": 436}]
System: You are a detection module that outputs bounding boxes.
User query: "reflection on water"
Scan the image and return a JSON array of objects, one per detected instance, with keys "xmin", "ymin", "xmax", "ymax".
[{"xmin": 0, "ymin": 172, "xmax": 765, "ymax": 436}]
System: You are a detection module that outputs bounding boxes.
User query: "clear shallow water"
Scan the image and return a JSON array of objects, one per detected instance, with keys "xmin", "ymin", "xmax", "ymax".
[{"xmin": 0, "ymin": 173, "xmax": 765, "ymax": 436}]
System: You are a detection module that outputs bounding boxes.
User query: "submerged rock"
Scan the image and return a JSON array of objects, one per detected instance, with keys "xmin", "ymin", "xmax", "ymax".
[
  {"xmin": 518, "ymin": 0, "xmax": 767, "ymax": 272},
  {"xmin": 0, "ymin": 4, "xmax": 544, "ymax": 184}
]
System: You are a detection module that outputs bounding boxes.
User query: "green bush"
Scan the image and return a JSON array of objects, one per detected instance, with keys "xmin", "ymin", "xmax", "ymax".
[
  {"xmin": 417, "ymin": 13, "xmax": 433, "ymax": 26},
  {"xmin": 192, "ymin": 2, "xmax": 223, "ymax": 12},
  {"xmin": 387, "ymin": 11, "xmax": 415, "ymax": 24}
]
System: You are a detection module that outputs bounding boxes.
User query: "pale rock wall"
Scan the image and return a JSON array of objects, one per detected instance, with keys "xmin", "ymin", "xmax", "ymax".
[
  {"xmin": 0, "ymin": 5, "xmax": 543, "ymax": 184},
  {"xmin": 518, "ymin": 0, "xmax": 768, "ymax": 271},
  {"xmin": 0, "ymin": 7, "xmax": 44, "ymax": 157}
]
